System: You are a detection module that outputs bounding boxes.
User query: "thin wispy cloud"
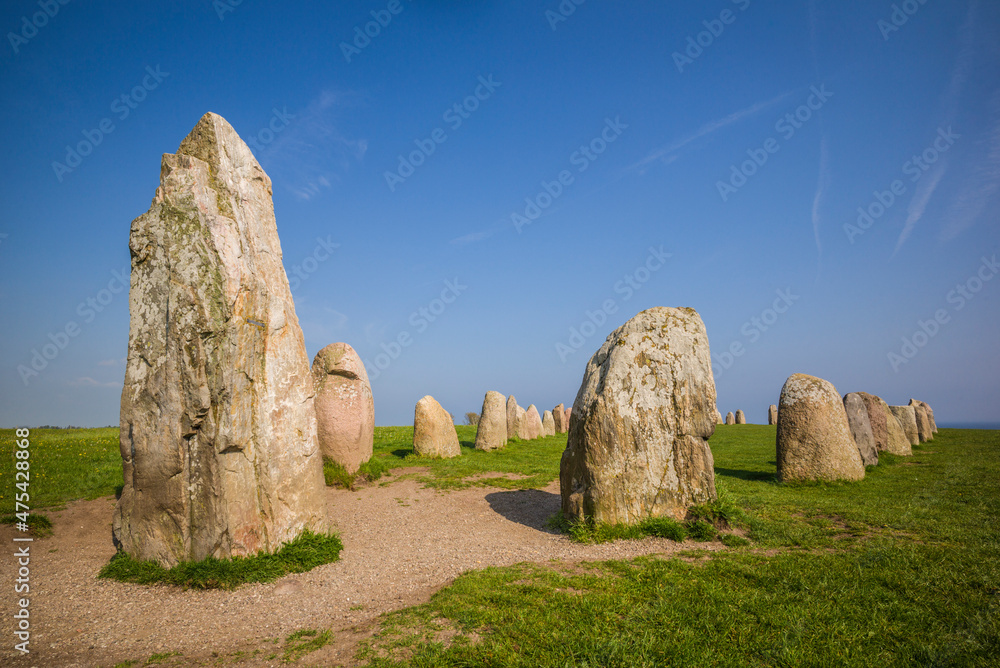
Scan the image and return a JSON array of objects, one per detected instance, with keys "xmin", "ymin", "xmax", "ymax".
[
  {"xmin": 811, "ymin": 135, "xmax": 831, "ymax": 269},
  {"xmin": 255, "ymin": 90, "xmax": 368, "ymax": 201},
  {"xmin": 627, "ymin": 91, "xmax": 792, "ymax": 175},
  {"xmin": 942, "ymin": 93, "xmax": 1000, "ymax": 240},
  {"xmin": 894, "ymin": 0, "xmax": 978, "ymax": 252},
  {"xmin": 69, "ymin": 377, "xmax": 120, "ymax": 388}
]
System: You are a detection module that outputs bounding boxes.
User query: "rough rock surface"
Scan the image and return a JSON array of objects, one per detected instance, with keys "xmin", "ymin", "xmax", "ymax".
[
  {"xmin": 542, "ymin": 410, "xmax": 556, "ymax": 437},
  {"xmin": 518, "ymin": 405, "xmax": 543, "ymax": 440},
  {"xmin": 843, "ymin": 393, "xmax": 879, "ymax": 466},
  {"xmin": 506, "ymin": 395, "xmax": 519, "ymax": 443},
  {"xmin": 413, "ymin": 396, "xmax": 460, "ymax": 458},
  {"xmin": 735, "ymin": 409, "xmax": 746, "ymax": 424},
  {"xmin": 115, "ymin": 112, "xmax": 327, "ymax": 566},
  {"xmin": 889, "ymin": 405, "xmax": 920, "ymax": 446},
  {"xmin": 866, "ymin": 394, "xmax": 912, "ymax": 456},
  {"xmin": 768, "ymin": 404, "xmax": 778, "ymax": 425},
  {"xmin": 775, "ymin": 374, "xmax": 865, "ymax": 482},
  {"xmin": 514, "ymin": 405, "xmax": 527, "ymax": 438},
  {"xmin": 312, "ymin": 343, "xmax": 374, "ymax": 474},
  {"xmin": 474, "ymin": 391, "xmax": 507, "ymax": 451},
  {"xmin": 909, "ymin": 399, "xmax": 934, "ymax": 442},
  {"xmin": 553, "ymin": 403, "xmax": 567, "ymax": 433},
  {"xmin": 912, "ymin": 399, "xmax": 938, "ymax": 433},
  {"xmin": 716, "ymin": 408, "xmax": 724, "ymax": 424},
  {"xmin": 725, "ymin": 412, "xmax": 735, "ymax": 425},
  {"xmin": 560, "ymin": 307, "xmax": 717, "ymax": 524}
]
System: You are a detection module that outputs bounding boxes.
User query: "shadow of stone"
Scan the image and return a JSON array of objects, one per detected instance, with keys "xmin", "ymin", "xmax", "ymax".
[
  {"xmin": 714, "ymin": 467, "xmax": 777, "ymax": 483},
  {"xmin": 485, "ymin": 488, "xmax": 561, "ymax": 532}
]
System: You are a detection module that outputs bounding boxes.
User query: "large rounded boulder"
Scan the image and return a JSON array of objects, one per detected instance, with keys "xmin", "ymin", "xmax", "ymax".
[
  {"xmin": 474, "ymin": 390, "xmax": 507, "ymax": 451},
  {"xmin": 414, "ymin": 396, "xmax": 460, "ymax": 458},
  {"xmin": 843, "ymin": 392, "xmax": 878, "ymax": 466},
  {"xmin": 559, "ymin": 307, "xmax": 717, "ymax": 524},
  {"xmin": 776, "ymin": 374, "xmax": 865, "ymax": 482},
  {"xmin": 311, "ymin": 343, "xmax": 375, "ymax": 474}
]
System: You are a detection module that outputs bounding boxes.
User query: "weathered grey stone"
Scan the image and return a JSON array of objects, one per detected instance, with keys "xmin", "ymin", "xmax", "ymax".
[
  {"xmin": 735, "ymin": 409, "xmax": 746, "ymax": 424},
  {"xmin": 474, "ymin": 391, "xmax": 507, "ymax": 451},
  {"xmin": 506, "ymin": 395, "xmax": 518, "ymax": 442},
  {"xmin": 115, "ymin": 112, "xmax": 328, "ymax": 567},
  {"xmin": 312, "ymin": 343, "xmax": 374, "ymax": 474},
  {"xmin": 518, "ymin": 405, "xmax": 543, "ymax": 440},
  {"xmin": 553, "ymin": 403, "xmax": 567, "ymax": 433},
  {"xmin": 862, "ymin": 394, "xmax": 912, "ymax": 456},
  {"xmin": 542, "ymin": 410, "xmax": 556, "ymax": 437},
  {"xmin": 414, "ymin": 396, "xmax": 460, "ymax": 458},
  {"xmin": 843, "ymin": 393, "xmax": 878, "ymax": 466},
  {"xmin": 889, "ymin": 405, "xmax": 920, "ymax": 446},
  {"xmin": 768, "ymin": 404, "xmax": 778, "ymax": 425},
  {"xmin": 776, "ymin": 374, "xmax": 865, "ymax": 482},
  {"xmin": 725, "ymin": 411, "xmax": 735, "ymax": 425},
  {"xmin": 560, "ymin": 307, "xmax": 717, "ymax": 524},
  {"xmin": 909, "ymin": 399, "xmax": 934, "ymax": 442}
]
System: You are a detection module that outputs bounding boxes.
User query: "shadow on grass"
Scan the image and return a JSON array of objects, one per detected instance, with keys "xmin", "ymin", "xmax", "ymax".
[
  {"xmin": 714, "ymin": 467, "xmax": 777, "ymax": 483},
  {"xmin": 485, "ymin": 489, "xmax": 561, "ymax": 532}
]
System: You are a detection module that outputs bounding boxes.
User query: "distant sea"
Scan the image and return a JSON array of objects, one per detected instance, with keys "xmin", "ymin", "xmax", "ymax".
[{"xmin": 938, "ymin": 422, "xmax": 1000, "ymax": 430}]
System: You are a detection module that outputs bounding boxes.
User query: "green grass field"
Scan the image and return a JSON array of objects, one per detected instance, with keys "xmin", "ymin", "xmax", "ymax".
[{"xmin": 2, "ymin": 425, "xmax": 998, "ymax": 665}]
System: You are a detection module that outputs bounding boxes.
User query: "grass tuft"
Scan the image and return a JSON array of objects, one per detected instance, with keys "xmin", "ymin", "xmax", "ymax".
[
  {"xmin": 97, "ymin": 530, "xmax": 342, "ymax": 590},
  {"xmin": 283, "ymin": 628, "xmax": 331, "ymax": 662},
  {"xmin": 1, "ymin": 512, "xmax": 53, "ymax": 537}
]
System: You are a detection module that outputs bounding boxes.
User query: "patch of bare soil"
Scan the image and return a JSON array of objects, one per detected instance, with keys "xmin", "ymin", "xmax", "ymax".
[{"xmin": 0, "ymin": 478, "xmax": 724, "ymax": 667}]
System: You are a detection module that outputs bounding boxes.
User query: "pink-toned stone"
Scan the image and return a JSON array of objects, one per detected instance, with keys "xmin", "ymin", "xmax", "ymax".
[
  {"xmin": 413, "ymin": 396, "xmax": 460, "ymax": 458},
  {"xmin": 311, "ymin": 343, "xmax": 374, "ymax": 474}
]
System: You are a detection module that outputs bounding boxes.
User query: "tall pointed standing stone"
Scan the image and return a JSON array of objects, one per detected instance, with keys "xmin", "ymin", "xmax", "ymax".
[
  {"xmin": 474, "ymin": 390, "xmax": 507, "ymax": 451},
  {"xmin": 115, "ymin": 113, "xmax": 327, "ymax": 566}
]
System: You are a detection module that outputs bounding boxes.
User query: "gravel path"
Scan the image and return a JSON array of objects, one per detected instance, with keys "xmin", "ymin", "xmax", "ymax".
[{"xmin": 1, "ymin": 473, "xmax": 721, "ymax": 667}]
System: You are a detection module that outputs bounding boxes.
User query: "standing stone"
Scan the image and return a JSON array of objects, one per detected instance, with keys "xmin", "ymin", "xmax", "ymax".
[
  {"xmin": 474, "ymin": 391, "xmax": 507, "ymax": 451},
  {"xmin": 913, "ymin": 400, "xmax": 938, "ymax": 433},
  {"xmin": 115, "ymin": 113, "xmax": 328, "ymax": 567},
  {"xmin": 518, "ymin": 405, "xmax": 543, "ymax": 440},
  {"xmin": 414, "ymin": 396, "xmax": 460, "ymax": 458},
  {"xmin": 716, "ymin": 408, "xmax": 724, "ymax": 424},
  {"xmin": 312, "ymin": 343, "xmax": 374, "ymax": 474},
  {"xmin": 776, "ymin": 374, "xmax": 865, "ymax": 483},
  {"xmin": 859, "ymin": 393, "xmax": 912, "ymax": 456},
  {"xmin": 553, "ymin": 403, "xmax": 567, "ymax": 433},
  {"xmin": 735, "ymin": 409, "xmax": 746, "ymax": 424},
  {"xmin": 560, "ymin": 307, "xmax": 717, "ymax": 524},
  {"xmin": 725, "ymin": 411, "xmax": 735, "ymax": 425},
  {"xmin": 542, "ymin": 410, "xmax": 556, "ymax": 437},
  {"xmin": 843, "ymin": 393, "xmax": 878, "ymax": 466},
  {"xmin": 889, "ymin": 405, "xmax": 920, "ymax": 446},
  {"xmin": 506, "ymin": 395, "xmax": 519, "ymax": 442},
  {"xmin": 564, "ymin": 407, "xmax": 571, "ymax": 425},
  {"xmin": 909, "ymin": 399, "xmax": 934, "ymax": 442},
  {"xmin": 768, "ymin": 404, "xmax": 778, "ymax": 425}
]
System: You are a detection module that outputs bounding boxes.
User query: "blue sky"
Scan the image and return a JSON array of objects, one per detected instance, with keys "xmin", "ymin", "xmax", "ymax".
[{"xmin": 1, "ymin": 0, "xmax": 998, "ymax": 427}]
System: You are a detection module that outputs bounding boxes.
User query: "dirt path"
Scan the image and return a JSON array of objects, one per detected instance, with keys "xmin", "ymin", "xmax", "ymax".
[{"xmin": 1, "ymin": 473, "xmax": 721, "ymax": 667}]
